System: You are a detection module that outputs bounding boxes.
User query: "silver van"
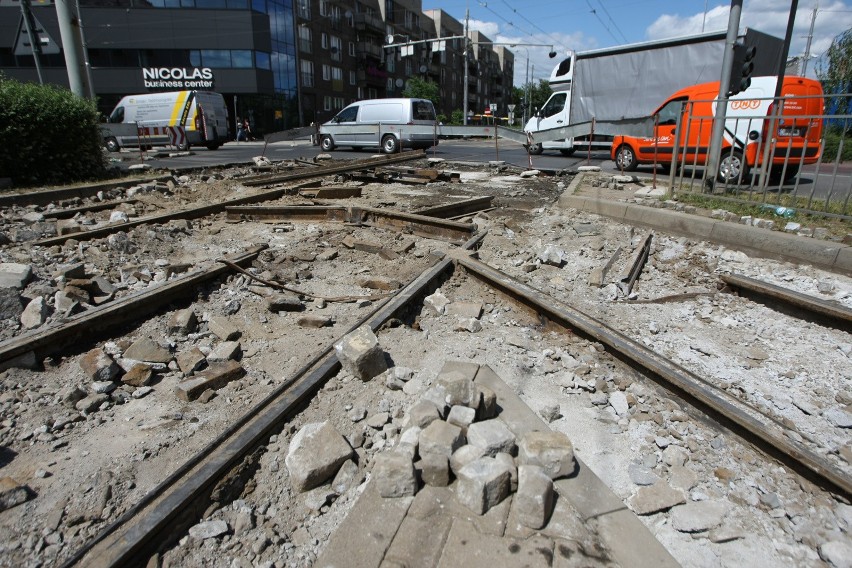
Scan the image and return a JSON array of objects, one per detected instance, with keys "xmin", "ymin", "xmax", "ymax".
[{"xmin": 319, "ymin": 98, "xmax": 438, "ymax": 153}]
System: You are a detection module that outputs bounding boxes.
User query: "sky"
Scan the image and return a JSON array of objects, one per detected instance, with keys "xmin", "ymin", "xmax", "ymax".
[{"xmin": 429, "ymin": 0, "xmax": 852, "ymax": 86}]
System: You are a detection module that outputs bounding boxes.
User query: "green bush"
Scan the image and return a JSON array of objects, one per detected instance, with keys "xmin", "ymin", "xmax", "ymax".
[
  {"xmin": 0, "ymin": 74, "xmax": 106, "ymax": 187},
  {"xmin": 822, "ymin": 127, "xmax": 852, "ymax": 163}
]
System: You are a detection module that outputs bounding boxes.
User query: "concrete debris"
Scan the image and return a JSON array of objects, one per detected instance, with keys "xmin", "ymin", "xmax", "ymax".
[
  {"xmin": 670, "ymin": 501, "xmax": 727, "ymax": 533},
  {"xmin": 515, "ymin": 464, "xmax": 554, "ymax": 529},
  {"xmin": 188, "ymin": 519, "xmax": 229, "ymax": 540},
  {"xmin": 79, "ymin": 348, "xmax": 121, "ymax": 382},
  {"xmin": 333, "ymin": 325, "xmax": 388, "ymax": 381},
  {"xmin": 628, "ymin": 482, "xmax": 686, "ymax": 515},
  {"xmin": 517, "ymin": 430, "xmax": 575, "ymax": 479},
  {"xmin": 0, "ymin": 477, "xmax": 32, "ymax": 512},
  {"xmin": 467, "ymin": 419, "xmax": 516, "ymax": 457},
  {"xmin": 456, "ymin": 456, "xmax": 512, "ymax": 515},
  {"xmin": 175, "ymin": 360, "xmax": 245, "ymax": 401},
  {"xmin": 424, "ymin": 288, "xmax": 450, "ymax": 315},
  {"xmin": 285, "ymin": 421, "xmax": 354, "ymax": 492},
  {"xmin": 0, "ymin": 263, "xmax": 32, "ymax": 288},
  {"xmin": 373, "ymin": 451, "xmax": 417, "ymax": 498}
]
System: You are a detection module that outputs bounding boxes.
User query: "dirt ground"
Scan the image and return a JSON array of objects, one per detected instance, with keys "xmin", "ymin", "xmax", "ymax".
[{"xmin": 0, "ymin": 158, "xmax": 850, "ymax": 568}]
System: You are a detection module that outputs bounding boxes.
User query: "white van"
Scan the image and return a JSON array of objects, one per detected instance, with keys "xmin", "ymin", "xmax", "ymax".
[
  {"xmin": 104, "ymin": 90, "xmax": 229, "ymax": 151},
  {"xmin": 319, "ymin": 98, "xmax": 438, "ymax": 153}
]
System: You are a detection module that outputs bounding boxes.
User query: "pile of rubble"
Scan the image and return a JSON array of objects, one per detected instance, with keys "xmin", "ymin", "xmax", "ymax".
[{"xmin": 285, "ymin": 325, "xmax": 576, "ymax": 528}]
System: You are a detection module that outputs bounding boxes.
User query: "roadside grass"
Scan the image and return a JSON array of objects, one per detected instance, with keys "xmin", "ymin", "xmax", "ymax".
[{"xmin": 673, "ymin": 191, "xmax": 851, "ymax": 238}]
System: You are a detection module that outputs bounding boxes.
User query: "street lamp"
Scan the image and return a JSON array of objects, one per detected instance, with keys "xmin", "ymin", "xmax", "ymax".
[{"xmin": 507, "ymin": 44, "xmax": 557, "ymax": 126}]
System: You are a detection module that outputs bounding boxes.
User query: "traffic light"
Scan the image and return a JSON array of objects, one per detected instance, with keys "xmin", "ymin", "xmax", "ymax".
[{"xmin": 728, "ymin": 41, "xmax": 757, "ymax": 96}]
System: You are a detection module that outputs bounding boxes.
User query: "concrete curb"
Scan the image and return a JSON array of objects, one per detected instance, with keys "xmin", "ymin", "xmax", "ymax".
[{"xmin": 559, "ymin": 191, "xmax": 852, "ymax": 275}]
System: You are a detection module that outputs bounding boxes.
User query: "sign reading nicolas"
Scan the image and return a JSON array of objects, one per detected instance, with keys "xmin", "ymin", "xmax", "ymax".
[{"xmin": 143, "ymin": 67, "xmax": 214, "ymax": 89}]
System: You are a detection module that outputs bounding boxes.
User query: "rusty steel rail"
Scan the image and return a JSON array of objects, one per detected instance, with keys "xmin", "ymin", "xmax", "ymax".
[
  {"xmin": 454, "ymin": 255, "xmax": 852, "ymax": 498},
  {"xmin": 241, "ymin": 150, "xmax": 425, "ymax": 187},
  {"xmin": 0, "ymin": 175, "xmax": 174, "ymax": 208},
  {"xmin": 41, "ymin": 199, "xmax": 139, "ymax": 219},
  {"xmin": 226, "ymin": 205, "xmax": 477, "ymax": 244},
  {"xmin": 414, "ymin": 196, "xmax": 494, "ymax": 219},
  {"xmin": 618, "ymin": 232, "xmax": 653, "ymax": 295},
  {"xmin": 61, "ymin": 232, "xmax": 485, "ymax": 568},
  {"xmin": 31, "ymin": 154, "xmax": 428, "ymax": 247},
  {"xmin": 721, "ymin": 273, "xmax": 852, "ymax": 331},
  {"xmin": 0, "ymin": 246, "xmax": 266, "ymax": 367}
]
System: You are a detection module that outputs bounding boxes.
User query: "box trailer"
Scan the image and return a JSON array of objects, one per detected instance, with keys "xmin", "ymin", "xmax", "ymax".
[{"xmin": 524, "ymin": 29, "xmax": 784, "ymax": 156}]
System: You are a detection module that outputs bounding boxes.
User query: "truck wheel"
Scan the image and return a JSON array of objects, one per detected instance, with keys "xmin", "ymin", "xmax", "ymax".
[
  {"xmin": 615, "ymin": 145, "xmax": 638, "ymax": 171},
  {"xmin": 381, "ymin": 135, "xmax": 399, "ymax": 154},
  {"xmin": 105, "ymin": 137, "xmax": 120, "ymax": 153},
  {"xmin": 177, "ymin": 141, "xmax": 190, "ymax": 151},
  {"xmin": 718, "ymin": 150, "xmax": 747, "ymax": 184},
  {"xmin": 559, "ymin": 148, "xmax": 576, "ymax": 157},
  {"xmin": 206, "ymin": 143, "xmax": 221, "ymax": 150},
  {"xmin": 319, "ymin": 135, "xmax": 335, "ymax": 151},
  {"xmin": 525, "ymin": 143, "xmax": 543, "ymax": 155}
]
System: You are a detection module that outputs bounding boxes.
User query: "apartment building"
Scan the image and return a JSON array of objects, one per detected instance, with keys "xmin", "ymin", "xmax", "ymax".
[{"xmin": 0, "ymin": 0, "xmax": 514, "ymax": 134}]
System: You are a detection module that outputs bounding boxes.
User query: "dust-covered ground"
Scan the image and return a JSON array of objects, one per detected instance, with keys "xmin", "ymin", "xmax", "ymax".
[{"xmin": 0, "ymin": 158, "xmax": 850, "ymax": 568}]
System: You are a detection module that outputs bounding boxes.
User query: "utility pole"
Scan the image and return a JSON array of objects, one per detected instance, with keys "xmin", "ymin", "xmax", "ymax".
[
  {"xmin": 463, "ymin": 8, "xmax": 469, "ymax": 125},
  {"xmin": 20, "ymin": 0, "xmax": 44, "ymax": 84},
  {"xmin": 802, "ymin": 2, "xmax": 817, "ymax": 76},
  {"xmin": 54, "ymin": 0, "xmax": 91, "ymax": 98},
  {"xmin": 74, "ymin": 0, "xmax": 95, "ymax": 99},
  {"xmin": 523, "ymin": 56, "xmax": 529, "ymax": 125},
  {"xmin": 704, "ymin": 0, "xmax": 742, "ymax": 191}
]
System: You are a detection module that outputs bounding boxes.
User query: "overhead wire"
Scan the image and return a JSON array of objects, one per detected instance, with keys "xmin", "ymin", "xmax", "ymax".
[
  {"xmin": 476, "ymin": 1, "xmax": 537, "ymax": 40},
  {"xmin": 499, "ymin": 0, "xmax": 567, "ymax": 52},
  {"xmin": 594, "ymin": 0, "xmax": 629, "ymax": 43},
  {"xmin": 583, "ymin": 0, "xmax": 621, "ymax": 43}
]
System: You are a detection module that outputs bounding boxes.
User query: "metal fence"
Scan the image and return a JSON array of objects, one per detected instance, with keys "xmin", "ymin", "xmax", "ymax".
[{"xmin": 663, "ymin": 92, "xmax": 851, "ymax": 220}]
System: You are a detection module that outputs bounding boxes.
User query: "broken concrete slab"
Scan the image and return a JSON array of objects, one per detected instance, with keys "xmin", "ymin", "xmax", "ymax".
[
  {"xmin": 123, "ymin": 338, "xmax": 172, "ymax": 364},
  {"xmin": 627, "ymin": 482, "xmax": 686, "ymax": 515},
  {"xmin": 174, "ymin": 360, "xmax": 245, "ymax": 402},
  {"xmin": 285, "ymin": 421, "xmax": 354, "ymax": 493},
  {"xmin": 79, "ymin": 348, "xmax": 121, "ymax": 382},
  {"xmin": 207, "ymin": 316, "xmax": 241, "ymax": 341}
]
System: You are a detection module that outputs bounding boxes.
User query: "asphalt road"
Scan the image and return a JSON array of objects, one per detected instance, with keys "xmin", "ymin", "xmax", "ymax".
[{"xmin": 113, "ymin": 138, "xmax": 850, "ymax": 205}]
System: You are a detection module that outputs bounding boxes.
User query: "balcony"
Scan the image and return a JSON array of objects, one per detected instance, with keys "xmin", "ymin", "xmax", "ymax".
[
  {"xmin": 356, "ymin": 42, "xmax": 383, "ymax": 61},
  {"xmin": 357, "ymin": 65, "xmax": 388, "ymax": 86},
  {"xmin": 354, "ymin": 13, "xmax": 385, "ymax": 35}
]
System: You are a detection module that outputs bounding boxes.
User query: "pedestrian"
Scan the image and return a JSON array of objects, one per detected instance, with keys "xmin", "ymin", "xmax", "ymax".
[
  {"xmin": 236, "ymin": 117, "xmax": 246, "ymax": 142},
  {"xmin": 243, "ymin": 118, "xmax": 253, "ymax": 141}
]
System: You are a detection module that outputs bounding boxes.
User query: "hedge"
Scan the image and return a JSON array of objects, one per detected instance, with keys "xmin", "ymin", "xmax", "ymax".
[{"xmin": 0, "ymin": 74, "xmax": 107, "ymax": 187}]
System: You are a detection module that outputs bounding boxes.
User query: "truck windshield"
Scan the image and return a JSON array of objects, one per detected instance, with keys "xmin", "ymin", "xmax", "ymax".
[
  {"xmin": 541, "ymin": 93, "xmax": 567, "ymax": 118},
  {"xmin": 109, "ymin": 107, "xmax": 124, "ymax": 123}
]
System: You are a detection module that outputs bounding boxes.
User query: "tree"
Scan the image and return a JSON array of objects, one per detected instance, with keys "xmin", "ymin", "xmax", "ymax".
[
  {"xmin": 512, "ymin": 80, "xmax": 552, "ymax": 121},
  {"xmin": 401, "ymin": 77, "xmax": 440, "ymax": 108},
  {"xmin": 817, "ymin": 28, "xmax": 852, "ymax": 130}
]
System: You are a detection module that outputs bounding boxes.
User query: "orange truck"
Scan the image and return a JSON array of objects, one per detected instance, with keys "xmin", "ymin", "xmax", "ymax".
[{"xmin": 611, "ymin": 76, "xmax": 824, "ymax": 183}]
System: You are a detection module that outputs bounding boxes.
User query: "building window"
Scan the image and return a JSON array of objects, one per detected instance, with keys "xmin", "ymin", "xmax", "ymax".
[
  {"xmin": 404, "ymin": 10, "xmax": 412, "ymax": 30},
  {"xmin": 298, "ymin": 27, "xmax": 312, "ymax": 53},
  {"xmin": 348, "ymin": 42, "xmax": 356, "ymax": 57},
  {"xmin": 324, "ymin": 96, "xmax": 333, "ymax": 111},
  {"xmin": 357, "ymin": 87, "xmax": 365, "ymax": 99},
  {"xmin": 296, "ymin": 0, "xmax": 310, "ymax": 19},
  {"xmin": 404, "ymin": 59, "xmax": 412, "ymax": 76},
  {"xmin": 330, "ymin": 36, "xmax": 342, "ymax": 62},
  {"xmin": 386, "ymin": 55, "xmax": 395, "ymax": 72},
  {"xmin": 256, "ymin": 51, "xmax": 271, "ymax": 70},
  {"xmin": 319, "ymin": 0, "xmax": 329, "ymax": 17},
  {"xmin": 387, "ymin": 78, "xmax": 393, "ymax": 92},
  {"xmin": 385, "ymin": 1, "xmax": 394, "ymax": 21},
  {"xmin": 322, "ymin": 64, "xmax": 331, "ymax": 81},
  {"xmin": 321, "ymin": 33, "xmax": 329, "ymax": 50},
  {"xmin": 331, "ymin": 67, "xmax": 343, "ymax": 81},
  {"xmin": 301, "ymin": 60, "xmax": 314, "ymax": 87},
  {"xmin": 350, "ymin": 70, "xmax": 356, "ymax": 85}
]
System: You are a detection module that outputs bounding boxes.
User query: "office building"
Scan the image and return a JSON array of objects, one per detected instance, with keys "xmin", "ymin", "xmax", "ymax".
[{"xmin": 0, "ymin": 0, "xmax": 514, "ymax": 135}]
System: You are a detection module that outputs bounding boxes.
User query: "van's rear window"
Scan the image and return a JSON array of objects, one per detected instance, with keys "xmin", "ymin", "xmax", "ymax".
[{"xmin": 413, "ymin": 101, "xmax": 436, "ymax": 120}]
